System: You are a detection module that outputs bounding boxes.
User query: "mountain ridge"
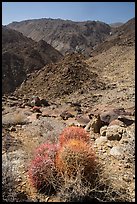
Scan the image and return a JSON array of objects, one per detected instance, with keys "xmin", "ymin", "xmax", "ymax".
[{"xmin": 7, "ymin": 18, "xmax": 111, "ymax": 56}]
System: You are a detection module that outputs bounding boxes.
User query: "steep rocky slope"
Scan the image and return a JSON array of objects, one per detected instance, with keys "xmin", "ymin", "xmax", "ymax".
[
  {"xmin": 7, "ymin": 18, "xmax": 111, "ymax": 56},
  {"xmin": 91, "ymin": 18, "xmax": 135, "ymax": 56},
  {"xmin": 14, "ymin": 53, "xmax": 105, "ymax": 101},
  {"xmin": 2, "ymin": 26, "xmax": 63, "ymax": 95},
  {"xmin": 13, "ymin": 18, "xmax": 135, "ymax": 110},
  {"xmin": 85, "ymin": 17, "xmax": 135, "ymax": 109}
]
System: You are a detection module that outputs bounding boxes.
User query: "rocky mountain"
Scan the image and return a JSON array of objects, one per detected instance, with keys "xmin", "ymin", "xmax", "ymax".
[
  {"xmin": 90, "ymin": 18, "xmax": 135, "ymax": 56},
  {"xmin": 109, "ymin": 22, "xmax": 123, "ymax": 28},
  {"xmin": 7, "ymin": 18, "xmax": 111, "ymax": 56},
  {"xmin": 13, "ymin": 18, "xmax": 135, "ymax": 109},
  {"xmin": 2, "ymin": 17, "xmax": 135, "ymax": 202},
  {"xmin": 2, "ymin": 26, "xmax": 63, "ymax": 95}
]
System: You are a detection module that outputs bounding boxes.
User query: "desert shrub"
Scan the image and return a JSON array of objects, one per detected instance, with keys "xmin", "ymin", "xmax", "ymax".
[
  {"xmin": 2, "ymin": 154, "xmax": 29, "ymax": 202},
  {"xmin": 58, "ymin": 126, "xmax": 90, "ymax": 146},
  {"xmin": 28, "ymin": 143, "xmax": 60, "ymax": 195},
  {"xmin": 56, "ymin": 158, "xmax": 131, "ymax": 202},
  {"xmin": 55, "ymin": 139, "xmax": 97, "ymax": 181}
]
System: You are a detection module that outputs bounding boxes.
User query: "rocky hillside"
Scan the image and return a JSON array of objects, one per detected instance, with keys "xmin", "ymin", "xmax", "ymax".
[
  {"xmin": 85, "ymin": 17, "xmax": 135, "ymax": 110},
  {"xmin": 7, "ymin": 18, "xmax": 111, "ymax": 56},
  {"xmin": 2, "ymin": 26, "xmax": 63, "ymax": 95},
  {"xmin": 14, "ymin": 53, "xmax": 105, "ymax": 101},
  {"xmin": 13, "ymin": 18, "xmax": 135, "ymax": 109},
  {"xmin": 2, "ymin": 18, "xmax": 135, "ymax": 202},
  {"xmin": 90, "ymin": 18, "xmax": 135, "ymax": 56}
]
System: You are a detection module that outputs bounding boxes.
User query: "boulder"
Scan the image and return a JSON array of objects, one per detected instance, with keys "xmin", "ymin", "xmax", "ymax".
[
  {"xmin": 95, "ymin": 136, "xmax": 107, "ymax": 146},
  {"xmin": 60, "ymin": 111, "xmax": 74, "ymax": 120},
  {"xmin": 27, "ymin": 113, "xmax": 41, "ymax": 122},
  {"xmin": 40, "ymin": 99, "xmax": 50, "ymax": 107},
  {"xmin": 108, "ymin": 119, "xmax": 125, "ymax": 127},
  {"xmin": 100, "ymin": 110, "xmax": 118, "ymax": 124},
  {"xmin": 118, "ymin": 115, "xmax": 135, "ymax": 126},
  {"xmin": 75, "ymin": 115, "xmax": 90, "ymax": 127},
  {"xmin": 106, "ymin": 125, "xmax": 123, "ymax": 141},
  {"xmin": 110, "ymin": 146, "xmax": 124, "ymax": 158}
]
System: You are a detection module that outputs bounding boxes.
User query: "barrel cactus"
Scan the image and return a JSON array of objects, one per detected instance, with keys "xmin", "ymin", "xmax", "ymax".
[
  {"xmin": 28, "ymin": 143, "xmax": 58, "ymax": 194},
  {"xmin": 58, "ymin": 126, "xmax": 90, "ymax": 146},
  {"xmin": 55, "ymin": 139, "xmax": 97, "ymax": 181},
  {"xmin": 34, "ymin": 142, "xmax": 59, "ymax": 158}
]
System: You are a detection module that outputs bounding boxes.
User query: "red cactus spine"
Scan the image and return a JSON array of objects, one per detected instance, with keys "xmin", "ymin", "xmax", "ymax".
[
  {"xmin": 55, "ymin": 139, "xmax": 97, "ymax": 179},
  {"xmin": 58, "ymin": 126, "xmax": 90, "ymax": 146},
  {"xmin": 28, "ymin": 143, "xmax": 58, "ymax": 193}
]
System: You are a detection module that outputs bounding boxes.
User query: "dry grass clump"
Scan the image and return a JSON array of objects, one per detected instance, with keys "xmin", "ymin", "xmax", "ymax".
[
  {"xmin": 14, "ymin": 113, "xmax": 26, "ymax": 124},
  {"xmin": 2, "ymin": 152, "xmax": 29, "ymax": 202},
  {"xmin": 2, "ymin": 112, "xmax": 28, "ymax": 127},
  {"xmin": 57, "ymin": 161, "xmax": 131, "ymax": 202}
]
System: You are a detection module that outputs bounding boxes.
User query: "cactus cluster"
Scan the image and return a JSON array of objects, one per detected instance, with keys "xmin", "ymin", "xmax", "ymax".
[
  {"xmin": 28, "ymin": 143, "xmax": 58, "ymax": 193},
  {"xmin": 28, "ymin": 126, "xmax": 97, "ymax": 195}
]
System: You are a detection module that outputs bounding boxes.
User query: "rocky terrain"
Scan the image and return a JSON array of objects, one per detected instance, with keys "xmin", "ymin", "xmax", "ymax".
[
  {"xmin": 14, "ymin": 53, "xmax": 105, "ymax": 101},
  {"xmin": 2, "ymin": 17, "xmax": 135, "ymax": 202},
  {"xmin": 109, "ymin": 22, "xmax": 123, "ymax": 28},
  {"xmin": 2, "ymin": 26, "xmax": 62, "ymax": 95},
  {"xmin": 7, "ymin": 18, "xmax": 111, "ymax": 56}
]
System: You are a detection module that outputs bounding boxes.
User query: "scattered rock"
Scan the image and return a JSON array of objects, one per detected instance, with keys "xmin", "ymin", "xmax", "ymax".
[
  {"xmin": 32, "ymin": 106, "xmax": 42, "ymax": 113},
  {"xmin": 100, "ymin": 125, "xmax": 108, "ymax": 136},
  {"xmin": 30, "ymin": 96, "xmax": 41, "ymax": 107},
  {"xmin": 70, "ymin": 102, "xmax": 81, "ymax": 107},
  {"xmin": 118, "ymin": 115, "xmax": 135, "ymax": 126},
  {"xmin": 125, "ymin": 106, "xmax": 135, "ymax": 116},
  {"xmin": 108, "ymin": 119, "xmax": 125, "ymax": 127},
  {"xmin": 7, "ymin": 96, "xmax": 18, "ymax": 101},
  {"xmin": 106, "ymin": 125, "xmax": 123, "ymax": 141},
  {"xmin": 60, "ymin": 111, "xmax": 74, "ymax": 120},
  {"xmin": 110, "ymin": 146, "xmax": 124, "ymax": 158},
  {"xmin": 9, "ymin": 126, "xmax": 16, "ymax": 132},
  {"xmin": 107, "ymin": 142, "xmax": 113, "ymax": 148},
  {"xmin": 95, "ymin": 136, "xmax": 107, "ymax": 146},
  {"xmin": 40, "ymin": 99, "xmax": 50, "ymax": 107},
  {"xmin": 123, "ymin": 174, "xmax": 131, "ymax": 182},
  {"xmin": 19, "ymin": 103, "xmax": 26, "ymax": 108}
]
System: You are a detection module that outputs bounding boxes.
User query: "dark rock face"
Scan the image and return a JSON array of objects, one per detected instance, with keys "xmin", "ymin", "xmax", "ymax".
[
  {"xmin": 2, "ymin": 51, "xmax": 26, "ymax": 94},
  {"xmin": 2, "ymin": 26, "xmax": 63, "ymax": 95}
]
